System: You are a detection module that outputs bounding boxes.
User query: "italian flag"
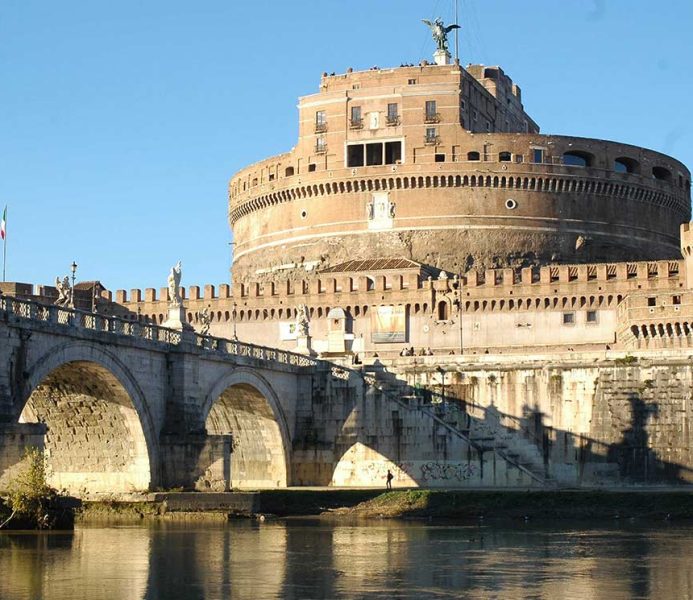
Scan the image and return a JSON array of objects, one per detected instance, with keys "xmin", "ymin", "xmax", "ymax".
[{"xmin": 0, "ymin": 206, "xmax": 5, "ymax": 241}]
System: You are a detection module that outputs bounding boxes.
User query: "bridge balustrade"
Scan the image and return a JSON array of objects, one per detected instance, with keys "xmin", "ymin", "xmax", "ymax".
[{"xmin": 0, "ymin": 295, "xmax": 318, "ymax": 368}]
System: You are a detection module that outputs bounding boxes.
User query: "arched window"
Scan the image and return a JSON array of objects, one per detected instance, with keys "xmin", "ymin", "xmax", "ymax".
[
  {"xmin": 614, "ymin": 157, "xmax": 639, "ymax": 174},
  {"xmin": 499, "ymin": 151, "xmax": 512, "ymax": 162},
  {"xmin": 563, "ymin": 151, "xmax": 594, "ymax": 168},
  {"xmin": 652, "ymin": 166, "xmax": 672, "ymax": 181},
  {"xmin": 437, "ymin": 301, "xmax": 449, "ymax": 321},
  {"xmin": 467, "ymin": 151, "xmax": 480, "ymax": 161}
]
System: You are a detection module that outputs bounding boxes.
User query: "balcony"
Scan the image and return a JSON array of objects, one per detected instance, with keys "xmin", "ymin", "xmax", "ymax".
[
  {"xmin": 314, "ymin": 142, "xmax": 328, "ymax": 154},
  {"xmin": 424, "ymin": 112, "xmax": 441, "ymax": 124},
  {"xmin": 349, "ymin": 118, "xmax": 364, "ymax": 129},
  {"xmin": 386, "ymin": 114, "xmax": 400, "ymax": 126},
  {"xmin": 314, "ymin": 122, "xmax": 328, "ymax": 134},
  {"xmin": 424, "ymin": 134, "xmax": 440, "ymax": 146}
]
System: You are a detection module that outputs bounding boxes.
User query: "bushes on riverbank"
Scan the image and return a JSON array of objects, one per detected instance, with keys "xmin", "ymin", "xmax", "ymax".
[{"xmin": 0, "ymin": 447, "xmax": 73, "ymax": 530}]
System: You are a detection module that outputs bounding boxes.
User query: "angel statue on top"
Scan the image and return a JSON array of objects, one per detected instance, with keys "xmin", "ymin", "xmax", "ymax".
[
  {"xmin": 422, "ymin": 17, "xmax": 460, "ymax": 53},
  {"xmin": 168, "ymin": 261, "xmax": 183, "ymax": 307}
]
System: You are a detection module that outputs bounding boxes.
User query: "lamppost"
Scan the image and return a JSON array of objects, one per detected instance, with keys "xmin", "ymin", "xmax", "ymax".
[
  {"xmin": 436, "ymin": 365, "xmax": 446, "ymax": 404},
  {"xmin": 69, "ymin": 261, "xmax": 78, "ymax": 308},
  {"xmin": 232, "ymin": 301, "xmax": 238, "ymax": 340}
]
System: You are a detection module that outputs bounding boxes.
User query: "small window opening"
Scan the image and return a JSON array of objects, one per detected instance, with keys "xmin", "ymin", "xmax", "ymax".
[
  {"xmin": 366, "ymin": 143, "xmax": 384, "ymax": 166},
  {"xmin": 532, "ymin": 148, "xmax": 545, "ymax": 164},
  {"xmin": 467, "ymin": 151, "xmax": 480, "ymax": 161},
  {"xmin": 647, "ymin": 297, "xmax": 656, "ymax": 307},
  {"xmin": 586, "ymin": 310, "xmax": 598, "ymax": 324},
  {"xmin": 499, "ymin": 151, "xmax": 512, "ymax": 162},
  {"xmin": 673, "ymin": 295, "xmax": 681, "ymax": 305},
  {"xmin": 438, "ymin": 301, "xmax": 449, "ymax": 321},
  {"xmin": 387, "ymin": 103, "xmax": 399, "ymax": 125},
  {"xmin": 652, "ymin": 166, "xmax": 672, "ymax": 181},
  {"xmin": 614, "ymin": 157, "xmax": 639, "ymax": 174},
  {"xmin": 435, "ymin": 153, "xmax": 445, "ymax": 163},
  {"xmin": 562, "ymin": 312, "xmax": 575, "ymax": 325},
  {"xmin": 563, "ymin": 151, "xmax": 594, "ymax": 168},
  {"xmin": 285, "ymin": 166, "xmax": 295, "ymax": 177},
  {"xmin": 308, "ymin": 163, "xmax": 316, "ymax": 172}
]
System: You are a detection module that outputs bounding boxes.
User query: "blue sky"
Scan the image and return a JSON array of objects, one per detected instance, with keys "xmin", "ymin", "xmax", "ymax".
[{"xmin": 1, "ymin": 0, "xmax": 691, "ymax": 293}]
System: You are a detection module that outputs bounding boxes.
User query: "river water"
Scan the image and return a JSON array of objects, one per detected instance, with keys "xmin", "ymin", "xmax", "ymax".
[{"xmin": 0, "ymin": 519, "xmax": 691, "ymax": 599}]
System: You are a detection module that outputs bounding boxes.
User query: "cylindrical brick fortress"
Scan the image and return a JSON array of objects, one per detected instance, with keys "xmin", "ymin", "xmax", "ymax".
[{"xmin": 229, "ymin": 64, "xmax": 691, "ymax": 281}]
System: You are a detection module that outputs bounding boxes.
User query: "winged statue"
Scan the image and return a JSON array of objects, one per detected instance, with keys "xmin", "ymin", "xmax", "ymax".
[{"xmin": 422, "ymin": 18, "xmax": 460, "ymax": 53}]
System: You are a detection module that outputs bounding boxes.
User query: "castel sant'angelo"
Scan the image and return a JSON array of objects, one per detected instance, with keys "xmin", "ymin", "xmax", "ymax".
[
  {"xmin": 109, "ymin": 24, "xmax": 691, "ymax": 363},
  {"xmin": 6, "ymin": 19, "xmax": 693, "ymax": 487}
]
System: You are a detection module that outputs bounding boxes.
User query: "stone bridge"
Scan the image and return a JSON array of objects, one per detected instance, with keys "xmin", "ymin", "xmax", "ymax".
[{"xmin": 0, "ymin": 296, "xmax": 542, "ymax": 496}]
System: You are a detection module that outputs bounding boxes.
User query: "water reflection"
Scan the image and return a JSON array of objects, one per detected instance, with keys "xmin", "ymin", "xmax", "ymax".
[{"xmin": 1, "ymin": 520, "xmax": 692, "ymax": 599}]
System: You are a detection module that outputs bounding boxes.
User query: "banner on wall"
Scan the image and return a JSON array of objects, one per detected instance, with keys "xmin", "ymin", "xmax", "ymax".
[
  {"xmin": 371, "ymin": 305, "xmax": 406, "ymax": 343},
  {"xmin": 279, "ymin": 322, "xmax": 298, "ymax": 340}
]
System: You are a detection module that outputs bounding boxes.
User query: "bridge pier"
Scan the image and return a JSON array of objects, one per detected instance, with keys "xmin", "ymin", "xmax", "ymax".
[{"xmin": 159, "ymin": 433, "xmax": 232, "ymax": 492}]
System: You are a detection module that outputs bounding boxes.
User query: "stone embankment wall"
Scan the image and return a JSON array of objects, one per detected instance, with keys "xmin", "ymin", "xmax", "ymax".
[{"xmin": 387, "ymin": 351, "xmax": 693, "ymax": 485}]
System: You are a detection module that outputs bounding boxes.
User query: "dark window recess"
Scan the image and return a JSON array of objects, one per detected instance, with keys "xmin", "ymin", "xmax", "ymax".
[
  {"xmin": 652, "ymin": 166, "xmax": 672, "ymax": 181},
  {"xmin": 285, "ymin": 166, "xmax": 295, "ymax": 177},
  {"xmin": 532, "ymin": 148, "xmax": 545, "ymax": 163},
  {"xmin": 615, "ymin": 157, "xmax": 639, "ymax": 174},
  {"xmin": 562, "ymin": 312, "xmax": 575, "ymax": 325},
  {"xmin": 586, "ymin": 310, "xmax": 598, "ymax": 323},
  {"xmin": 673, "ymin": 295, "xmax": 681, "ymax": 305},
  {"xmin": 385, "ymin": 141, "xmax": 402, "ymax": 164},
  {"xmin": 467, "ymin": 151, "xmax": 480, "ymax": 161},
  {"xmin": 366, "ymin": 143, "xmax": 383, "ymax": 166},
  {"xmin": 348, "ymin": 141, "xmax": 402, "ymax": 167},
  {"xmin": 563, "ymin": 151, "xmax": 594, "ymax": 167},
  {"xmin": 347, "ymin": 145, "xmax": 365, "ymax": 167},
  {"xmin": 499, "ymin": 151, "xmax": 512, "ymax": 162},
  {"xmin": 435, "ymin": 154, "xmax": 445, "ymax": 163},
  {"xmin": 308, "ymin": 163, "xmax": 316, "ymax": 172},
  {"xmin": 647, "ymin": 297, "xmax": 656, "ymax": 307}
]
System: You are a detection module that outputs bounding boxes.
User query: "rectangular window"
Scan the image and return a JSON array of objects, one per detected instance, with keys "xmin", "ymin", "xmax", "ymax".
[
  {"xmin": 387, "ymin": 103, "xmax": 399, "ymax": 125},
  {"xmin": 315, "ymin": 137, "xmax": 327, "ymax": 153},
  {"xmin": 366, "ymin": 142, "xmax": 383, "ymax": 166},
  {"xmin": 350, "ymin": 106, "xmax": 362, "ymax": 128},
  {"xmin": 673, "ymin": 295, "xmax": 682, "ymax": 305},
  {"xmin": 586, "ymin": 310, "xmax": 598, "ymax": 324},
  {"xmin": 435, "ymin": 153, "xmax": 445, "ymax": 163},
  {"xmin": 425, "ymin": 127, "xmax": 437, "ymax": 144},
  {"xmin": 647, "ymin": 297, "xmax": 657, "ymax": 307},
  {"xmin": 384, "ymin": 141, "xmax": 402, "ymax": 164},
  {"xmin": 347, "ymin": 144, "xmax": 364, "ymax": 167},
  {"xmin": 425, "ymin": 100, "xmax": 438, "ymax": 122},
  {"xmin": 315, "ymin": 110, "xmax": 326, "ymax": 129},
  {"xmin": 408, "ymin": 78, "xmax": 417, "ymax": 85},
  {"xmin": 562, "ymin": 312, "xmax": 575, "ymax": 325},
  {"xmin": 532, "ymin": 148, "xmax": 545, "ymax": 164}
]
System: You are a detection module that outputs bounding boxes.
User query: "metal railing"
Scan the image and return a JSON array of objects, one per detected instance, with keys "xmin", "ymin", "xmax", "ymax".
[{"xmin": 0, "ymin": 295, "xmax": 318, "ymax": 368}]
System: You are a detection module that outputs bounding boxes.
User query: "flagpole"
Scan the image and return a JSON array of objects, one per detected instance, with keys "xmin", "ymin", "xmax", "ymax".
[
  {"xmin": 2, "ymin": 206, "xmax": 6, "ymax": 282},
  {"xmin": 454, "ymin": 0, "xmax": 459, "ymax": 62}
]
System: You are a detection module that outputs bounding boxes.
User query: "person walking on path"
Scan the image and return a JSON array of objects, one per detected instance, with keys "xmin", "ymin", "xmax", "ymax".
[{"xmin": 386, "ymin": 469, "xmax": 394, "ymax": 490}]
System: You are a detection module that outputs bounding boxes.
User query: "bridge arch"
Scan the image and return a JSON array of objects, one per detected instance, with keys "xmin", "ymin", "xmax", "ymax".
[
  {"xmin": 203, "ymin": 368, "xmax": 290, "ymax": 489},
  {"xmin": 19, "ymin": 342, "xmax": 159, "ymax": 495}
]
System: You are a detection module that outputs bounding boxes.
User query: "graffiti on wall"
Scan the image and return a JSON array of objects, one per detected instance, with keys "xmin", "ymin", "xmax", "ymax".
[{"xmin": 420, "ymin": 462, "xmax": 477, "ymax": 482}]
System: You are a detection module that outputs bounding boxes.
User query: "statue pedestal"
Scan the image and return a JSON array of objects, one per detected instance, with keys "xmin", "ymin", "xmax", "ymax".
[
  {"xmin": 433, "ymin": 49, "xmax": 450, "ymax": 66},
  {"xmin": 296, "ymin": 334, "xmax": 315, "ymax": 356},
  {"xmin": 162, "ymin": 304, "xmax": 194, "ymax": 332}
]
